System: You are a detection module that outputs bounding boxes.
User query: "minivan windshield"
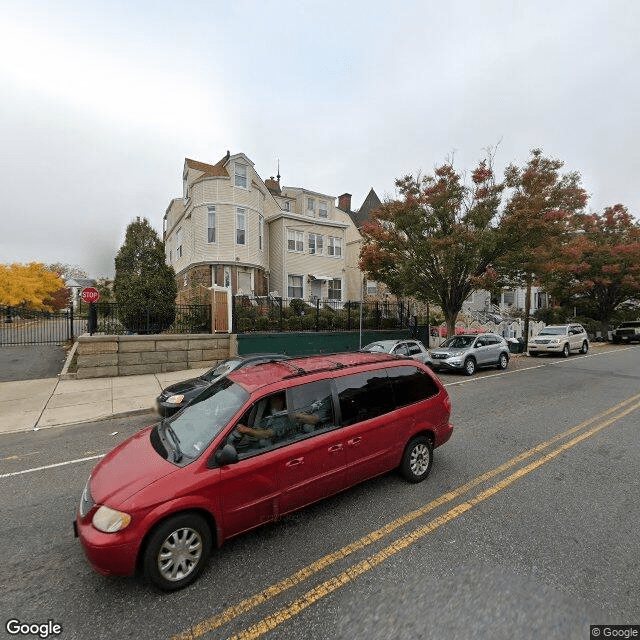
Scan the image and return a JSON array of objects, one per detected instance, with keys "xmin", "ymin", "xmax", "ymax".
[
  {"xmin": 440, "ymin": 336, "xmax": 475, "ymax": 348},
  {"xmin": 167, "ymin": 378, "xmax": 249, "ymax": 459},
  {"xmin": 538, "ymin": 327, "xmax": 568, "ymax": 335}
]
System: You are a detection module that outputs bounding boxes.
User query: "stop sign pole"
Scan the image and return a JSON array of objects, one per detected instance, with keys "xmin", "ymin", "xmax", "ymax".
[{"xmin": 81, "ymin": 288, "xmax": 100, "ymax": 335}]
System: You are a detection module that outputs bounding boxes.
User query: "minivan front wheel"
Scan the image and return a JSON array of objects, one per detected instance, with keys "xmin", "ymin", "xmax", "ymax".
[
  {"xmin": 400, "ymin": 436, "xmax": 433, "ymax": 483},
  {"xmin": 143, "ymin": 513, "xmax": 212, "ymax": 591},
  {"xmin": 562, "ymin": 344, "xmax": 570, "ymax": 358},
  {"xmin": 497, "ymin": 353, "xmax": 509, "ymax": 370}
]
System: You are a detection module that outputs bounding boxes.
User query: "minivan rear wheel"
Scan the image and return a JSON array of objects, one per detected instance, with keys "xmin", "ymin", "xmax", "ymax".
[
  {"xmin": 580, "ymin": 341, "xmax": 589, "ymax": 354},
  {"xmin": 143, "ymin": 513, "xmax": 212, "ymax": 591},
  {"xmin": 400, "ymin": 436, "xmax": 433, "ymax": 483}
]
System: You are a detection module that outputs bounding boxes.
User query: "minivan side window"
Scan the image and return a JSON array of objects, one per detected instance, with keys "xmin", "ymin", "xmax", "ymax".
[
  {"xmin": 387, "ymin": 366, "xmax": 439, "ymax": 408},
  {"xmin": 288, "ymin": 379, "xmax": 335, "ymax": 434},
  {"xmin": 335, "ymin": 371, "xmax": 394, "ymax": 426}
]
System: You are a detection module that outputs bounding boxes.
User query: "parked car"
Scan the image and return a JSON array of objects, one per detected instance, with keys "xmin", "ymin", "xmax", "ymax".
[
  {"xmin": 528, "ymin": 324, "xmax": 589, "ymax": 357},
  {"xmin": 75, "ymin": 352, "xmax": 453, "ymax": 590},
  {"xmin": 611, "ymin": 320, "xmax": 640, "ymax": 344},
  {"xmin": 156, "ymin": 353, "xmax": 290, "ymax": 417},
  {"xmin": 360, "ymin": 339, "xmax": 431, "ymax": 364},
  {"xmin": 428, "ymin": 333, "xmax": 509, "ymax": 375}
]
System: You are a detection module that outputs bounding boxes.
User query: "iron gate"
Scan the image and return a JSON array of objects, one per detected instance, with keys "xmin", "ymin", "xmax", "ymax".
[{"xmin": 0, "ymin": 304, "xmax": 82, "ymax": 346}]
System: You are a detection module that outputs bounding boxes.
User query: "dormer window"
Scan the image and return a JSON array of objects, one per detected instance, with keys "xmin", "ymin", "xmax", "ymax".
[
  {"xmin": 306, "ymin": 197, "xmax": 315, "ymax": 216},
  {"xmin": 319, "ymin": 200, "xmax": 328, "ymax": 218},
  {"xmin": 235, "ymin": 162, "xmax": 248, "ymax": 189},
  {"xmin": 283, "ymin": 201, "xmax": 290, "ymax": 212}
]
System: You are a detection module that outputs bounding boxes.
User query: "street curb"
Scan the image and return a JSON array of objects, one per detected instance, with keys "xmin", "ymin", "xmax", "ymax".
[
  {"xmin": 59, "ymin": 340, "xmax": 79, "ymax": 380},
  {"xmin": 31, "ymin": 408, "xmax": 157, "ymax": 433}
]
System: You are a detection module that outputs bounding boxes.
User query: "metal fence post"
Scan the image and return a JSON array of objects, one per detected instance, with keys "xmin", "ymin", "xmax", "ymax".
[
  {"xmin": 316, "ymin": 299, "xmax": 320, "ymax": 332},
  {"xmin": 347, "ymin": 302, "xmax": 351, "ymax": 331},
  {"xmin": 68, "ymin": 302, "xmax": 74, "ymax": 341},
  {"xmin": 279, "ymin": 297, "xmax": 283, "ymax": 332}
]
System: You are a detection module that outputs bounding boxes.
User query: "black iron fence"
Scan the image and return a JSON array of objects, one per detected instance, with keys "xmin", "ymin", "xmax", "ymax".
[
  {"xmin": 233, "ymin": 296, "xmax": 415, "ymax": 334},
  {"xmin": 78, "ymin": 302, "xmax": 212, "ymax": 335},
  {"xmin": 1, "ymin": 304, "xmax": 80, "ymax": 346}
]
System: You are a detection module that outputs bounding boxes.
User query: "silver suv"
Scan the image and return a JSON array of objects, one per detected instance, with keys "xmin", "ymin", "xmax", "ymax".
[
  {"xmin": 428, "ymin": 333, "xmax": 509, "ymax": 376},
  {"xmin": 529, "ymin": 324, "xmax": 589, "ymax": 358}
]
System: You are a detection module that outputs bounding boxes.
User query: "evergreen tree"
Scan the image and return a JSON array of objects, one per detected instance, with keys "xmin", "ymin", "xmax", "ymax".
[{"xmin": 113, "ymin": 217, "xmax": 177, "ymax": 333}]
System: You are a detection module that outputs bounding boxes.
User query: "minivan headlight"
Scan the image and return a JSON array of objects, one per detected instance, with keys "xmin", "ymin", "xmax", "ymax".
[
  {"xmin": 166, "ymin": 394, "xmax": 185, "ymax": 404},
  {"xmin": 92, "ymin": 506, "xmax": 132, "ymax": 533}
]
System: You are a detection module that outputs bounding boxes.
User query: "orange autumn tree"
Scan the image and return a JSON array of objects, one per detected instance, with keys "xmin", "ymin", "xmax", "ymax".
[
  {"xmin": 0, "ymin": 262, "xmax": 65, "ymax": 310},
  {"xmin": 496, "ymin": 149, "xmax": 588, "ymax": 346},
  {"xmin": 538, "ymin": 205, "xmax": 640, "ymax": 332}
]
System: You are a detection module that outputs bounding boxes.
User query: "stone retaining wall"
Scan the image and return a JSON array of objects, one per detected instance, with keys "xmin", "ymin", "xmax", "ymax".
[{"xmin": 74, "ymin": 334, "xmax": 232, "ymax": 379}]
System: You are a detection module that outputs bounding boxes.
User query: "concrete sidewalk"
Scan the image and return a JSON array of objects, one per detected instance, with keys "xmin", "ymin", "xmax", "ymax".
[{"xmin": 0, "ymin": 368, "xmax": 209, "ymax": 434}]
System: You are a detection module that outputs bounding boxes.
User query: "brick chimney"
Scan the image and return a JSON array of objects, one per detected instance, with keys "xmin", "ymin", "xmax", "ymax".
[{"xmin": 338, "ymin": 193, "xmax": 352, "ymax": 213}]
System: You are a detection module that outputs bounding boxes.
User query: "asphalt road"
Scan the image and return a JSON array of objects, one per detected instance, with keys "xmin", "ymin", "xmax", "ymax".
[
  {"xmin": 1, "ymin": 346, "xmax": 639, "ymax": 640},
  {"xmin": 0, "ymin": 345, "xmax": 68, "ymax": 382}
]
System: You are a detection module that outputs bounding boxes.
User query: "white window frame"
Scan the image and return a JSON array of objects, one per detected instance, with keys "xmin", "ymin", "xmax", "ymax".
[
  {"xmin": 207, "ymin": 205, "xmax": 216, "ymax": 243},
  {"xmin": 328, "ymin": 236, "xmax": 342, "ymax": 258},
  {"xmin": 176, "ymin": 227, "xmax": 183, "ymax": 258},
  {"xmin": 258, "ymin": 215, "xmax": 264, "ymax": 251},
  {"xmin": 328, "ymin": 278, "xmax": 342, "ymax": 301},
  {"xmin": 318, "ymin": 200, "xmax": 328, "ymax": 218},
  {"xmin": 235, "ymin": 162, "xmax": 248, "ymax": 189},
  {"xmin": 308, "ymin": 233, "xmax": 324, "ymax": 255},
  {"xmin": 288, "ymin": 274, "xmax": 304, "ymax": 299},
  {"xmin": 287, "ymin": 229, "xmax": 304, "ymax": 253},
  {"xmin": 236, "ymin": 208, "xmax": 246, "ymax": 245},
  {"xmin": 306, "ymin": 197, "xmax": 315, "ymax": 216},
  {"xmin": 224, "ymin": 266, "xmax": 231, "ymax": 289},
  {"xmin": 283, "ymin": 201, "xmax": 290, "ymax": 211}
]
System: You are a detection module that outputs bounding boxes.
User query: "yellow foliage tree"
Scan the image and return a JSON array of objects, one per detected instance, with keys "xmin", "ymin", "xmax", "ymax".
[{"xmin": 0, "ymin": 262, "xmax": 65, "ymax": 310}]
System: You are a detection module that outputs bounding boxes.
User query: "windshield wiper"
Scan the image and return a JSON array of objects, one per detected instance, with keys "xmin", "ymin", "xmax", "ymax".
[{"xmin": 162, "ymin": 420, "xmax": 183, "ymax": 462}]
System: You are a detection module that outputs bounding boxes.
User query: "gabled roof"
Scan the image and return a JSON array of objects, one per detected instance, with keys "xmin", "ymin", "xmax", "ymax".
[{"xmin": 349, "ymin": 188, "xmax": 382, "ymax": 228}]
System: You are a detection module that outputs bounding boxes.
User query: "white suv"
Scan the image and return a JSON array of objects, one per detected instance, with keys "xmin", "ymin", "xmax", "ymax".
[{"xmin": 529, "ymin": 324, "xmax": 589, "ymax": 358}]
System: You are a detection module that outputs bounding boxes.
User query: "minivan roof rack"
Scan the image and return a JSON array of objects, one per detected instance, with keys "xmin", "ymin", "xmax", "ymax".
[{"xmin": 276, "ymin": 352, "xmax": 398, "ymax": 380}]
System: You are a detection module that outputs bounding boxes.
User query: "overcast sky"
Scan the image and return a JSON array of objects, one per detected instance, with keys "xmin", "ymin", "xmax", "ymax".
[{"xmin": 1, "ymin": 0, "xmax": 638, "ymax": 278}]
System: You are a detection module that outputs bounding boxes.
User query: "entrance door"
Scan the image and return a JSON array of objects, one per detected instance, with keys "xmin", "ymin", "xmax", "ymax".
[{"xmin": 311, "ymin": 280, "xmax": 322, "ymax": 302}]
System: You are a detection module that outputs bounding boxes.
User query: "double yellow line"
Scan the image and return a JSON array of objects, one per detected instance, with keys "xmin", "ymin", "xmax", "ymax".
[{"xmin": 173, "ymin": 391, "xmax": 640, "ymax": 640}]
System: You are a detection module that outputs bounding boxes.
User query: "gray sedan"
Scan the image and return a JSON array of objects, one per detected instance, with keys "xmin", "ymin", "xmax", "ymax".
[
  {"xmin": 429, "ymin": 333, "xmax": 509, "ymax": 375},
  {"xmin": 360, "ymin": 339, "xmax": 431, "ymax": 364}
]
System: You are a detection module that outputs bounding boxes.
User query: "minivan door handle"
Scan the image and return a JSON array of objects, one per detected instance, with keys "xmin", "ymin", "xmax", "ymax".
[
  {"xmin": 286, "ymin": 457, "xmax": 304, "ymax": 467},
  {"xmin": 347, "ymin": 437, "xmax": 362, "ymax": 447},
  {"xmin": 328, "ymin": 444, "xmax": 343, "ymax": 453}
]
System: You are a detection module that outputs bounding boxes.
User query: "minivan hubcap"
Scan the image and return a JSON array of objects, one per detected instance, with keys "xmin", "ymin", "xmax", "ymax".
[
  {"xmin": 410, "ymin": 444, "xmax": 430, "ymax": 476},
  {"xmin": 158, "ymin": 527, "xmax": 203, "ymax": 581}
]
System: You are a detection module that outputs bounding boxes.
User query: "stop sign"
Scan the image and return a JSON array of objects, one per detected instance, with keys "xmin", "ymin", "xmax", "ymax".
[{"xmin": 81, "ymin": 287, "xmax": 100, "ymax": 304}]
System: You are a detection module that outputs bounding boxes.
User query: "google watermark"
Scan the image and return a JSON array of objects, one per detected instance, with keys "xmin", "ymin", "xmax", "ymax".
[
  {"xmin": 5, "ymin": 619, "xmax": 62, "ymax": 639},
  {"xmin": 591, "ymin": 626, "xmax": 639, "ymax": 639}
]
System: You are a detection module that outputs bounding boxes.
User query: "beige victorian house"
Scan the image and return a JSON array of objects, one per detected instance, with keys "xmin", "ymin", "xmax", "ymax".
[{"xmin": 164, "ymin": 152, "xmax": 376, "ymax": 305}]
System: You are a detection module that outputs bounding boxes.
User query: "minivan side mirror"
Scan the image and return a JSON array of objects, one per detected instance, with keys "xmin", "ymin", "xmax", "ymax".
[{"xmin": 213, "ymin": 444, "xmax": 238, "ymax": 467}]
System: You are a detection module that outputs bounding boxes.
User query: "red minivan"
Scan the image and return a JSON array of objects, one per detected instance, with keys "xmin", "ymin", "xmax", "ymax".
[{"xmin": 75, "ymin": 352, "xmax": 453, "ymax": 590}]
